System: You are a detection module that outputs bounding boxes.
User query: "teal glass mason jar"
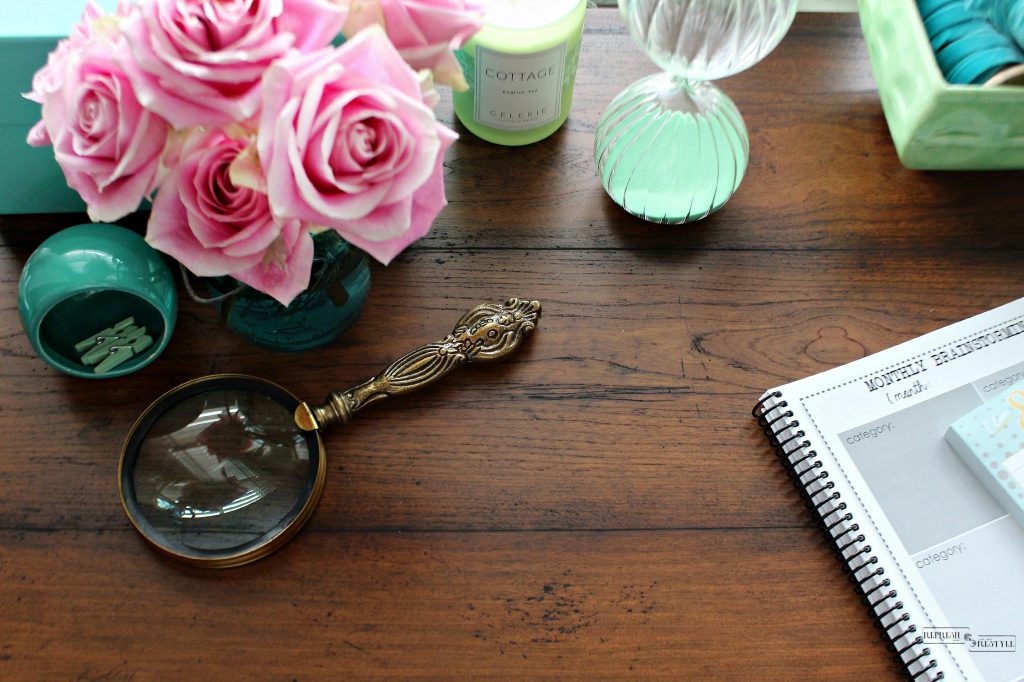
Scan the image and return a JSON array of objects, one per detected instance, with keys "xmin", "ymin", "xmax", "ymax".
[{"xmin": 206, "ymin": 231, "xmax": 371, "ymax": 352}]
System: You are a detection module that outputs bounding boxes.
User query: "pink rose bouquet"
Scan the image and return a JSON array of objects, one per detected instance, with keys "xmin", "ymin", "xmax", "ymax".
[{"xmin": 27, "ymin": 0, "xmax": 483, "ymax": 306}]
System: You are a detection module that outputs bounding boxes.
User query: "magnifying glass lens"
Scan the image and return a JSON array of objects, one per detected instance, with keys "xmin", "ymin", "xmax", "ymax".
[{"xmin": 121, "ymin": 379, "xmax": 322, "ymax": 564}]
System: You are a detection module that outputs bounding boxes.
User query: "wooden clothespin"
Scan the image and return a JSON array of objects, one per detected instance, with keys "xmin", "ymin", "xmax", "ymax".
[
  {"xmin": 74, "ymin": 317, "xmax": 135, "ymax": 354},
  {"xmin": 82, "ymin": 324, "xmax": 147, "ymax": 366},
  {"xmin": 94, "ymin": 334, "xmax": 153, "ymax": 375}
]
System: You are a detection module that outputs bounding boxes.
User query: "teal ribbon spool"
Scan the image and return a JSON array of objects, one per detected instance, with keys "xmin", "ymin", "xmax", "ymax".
[
  {"xmin": 931, "ymin": 19, "xmax": 997, "ymax": 50},
  {"xmin": 967, "ymin": 0, "xmax": 1024, "ymax": 49},
  {"xmin": 918, "ymin": 0, "xmax": 1024, "ymax": 83},
  {"xmin": 919, "ymin": 0, "xmax": 960, "ymax": 17}
]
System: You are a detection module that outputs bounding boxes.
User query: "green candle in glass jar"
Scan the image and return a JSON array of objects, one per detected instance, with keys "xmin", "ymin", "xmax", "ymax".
[{"xmin": 454, "ymin": 0, "xmax": 586, "ymax": 146}]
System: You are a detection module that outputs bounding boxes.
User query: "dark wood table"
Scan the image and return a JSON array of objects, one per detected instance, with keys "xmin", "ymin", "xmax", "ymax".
[{"xmin": 2, "ymin": 9, "xmax": 1020, "ymax": 679}]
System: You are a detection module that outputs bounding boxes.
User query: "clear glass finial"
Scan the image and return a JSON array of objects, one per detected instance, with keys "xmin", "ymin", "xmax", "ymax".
[{"xmin": 621, "ymin": 0, "xmax": 798, "ymax": 80}]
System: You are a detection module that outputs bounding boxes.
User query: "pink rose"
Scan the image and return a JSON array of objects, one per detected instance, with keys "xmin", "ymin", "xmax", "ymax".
[
  {"xmin": 25, "ymin": 1, "xmax": 131, "ymax": 146},
  {"xmin": 258, "ymin": 27, "xmax": 457, "ymax": 265},
  {"xmin": 344, "ymin": 0, "xmax": 484, "ymax": 90},
  {"xmin": 31, "ymin": 29, "xmax": 169, "ymax": 222},
  {"xmin": 146, "ymin": 127, "xmax": 313, "ymax": 306},
  {"xmin": 120, "ymin": 0, "xmax": 347, "ymax": 129}
]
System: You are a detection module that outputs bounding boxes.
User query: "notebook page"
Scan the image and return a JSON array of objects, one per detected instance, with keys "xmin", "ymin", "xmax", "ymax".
[{"xmin": 765, "ymin": 296, "xmax": 1024, "ymax": 682}]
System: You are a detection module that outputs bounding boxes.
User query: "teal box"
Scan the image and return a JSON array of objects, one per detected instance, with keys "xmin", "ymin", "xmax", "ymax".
[
  {"xmin": 946, "ymin": 384, "xmax": 1024, "ymax": 530},
  {"xmin": 0, "ymin": 1, "xmax": 119, "ymax": 214}
]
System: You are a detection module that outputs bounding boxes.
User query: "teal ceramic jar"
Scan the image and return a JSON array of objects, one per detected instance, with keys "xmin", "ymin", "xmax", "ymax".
[
  {"xmin": 18, "ymin": 223, "xmax": 177, "ymax": 378},
  {"xmin": 204, "ymin": 231, "xmax": 371, "ymax": 352}
]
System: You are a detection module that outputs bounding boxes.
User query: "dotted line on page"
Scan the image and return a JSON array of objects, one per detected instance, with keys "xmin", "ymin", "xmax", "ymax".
[{"xmin": 802, "ymin": 314, "xmax": 1024, "ymax": 400}]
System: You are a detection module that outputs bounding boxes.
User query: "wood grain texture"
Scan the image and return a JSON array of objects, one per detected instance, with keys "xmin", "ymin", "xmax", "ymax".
[
  {"xmin": 0, "ymin": 529, "xmax": 893, "ymax": 680},
  {"xmin": 2, "ymin": 10, "xmax": 1020, "ymax": 679}
]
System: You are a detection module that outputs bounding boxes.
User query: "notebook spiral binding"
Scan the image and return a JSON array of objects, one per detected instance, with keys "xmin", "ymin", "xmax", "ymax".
[{"xmin": 753, "ymin": 391, "xmax": 943, "ymax": 681}]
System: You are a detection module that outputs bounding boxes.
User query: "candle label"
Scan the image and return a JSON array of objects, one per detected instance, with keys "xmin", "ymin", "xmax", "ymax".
[{"xmin": 474, "ymin": 43, "xmax": 567, "ymax": 131}]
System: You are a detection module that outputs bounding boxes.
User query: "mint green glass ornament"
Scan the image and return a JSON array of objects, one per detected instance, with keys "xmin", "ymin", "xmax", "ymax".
[{"xmin": 596, "ymin": 0, "xmax": 797, "ymax": 223}]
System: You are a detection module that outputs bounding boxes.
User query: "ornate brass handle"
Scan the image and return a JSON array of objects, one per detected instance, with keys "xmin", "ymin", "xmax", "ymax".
[{"xmin": 294, "ymin": 298, "xmax": 541, "ymax": 431}]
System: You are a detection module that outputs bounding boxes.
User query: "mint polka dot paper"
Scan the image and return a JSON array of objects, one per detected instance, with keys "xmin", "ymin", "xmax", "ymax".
[{"xmin": 946, "ymin": 384, "xmax": 1024, "ymax": 529}]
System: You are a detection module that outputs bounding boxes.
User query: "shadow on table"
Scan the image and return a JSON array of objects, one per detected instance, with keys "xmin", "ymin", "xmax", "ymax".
[{"xmin": 600, "ymin": 193, "xmax": 718, "ymax": 262}]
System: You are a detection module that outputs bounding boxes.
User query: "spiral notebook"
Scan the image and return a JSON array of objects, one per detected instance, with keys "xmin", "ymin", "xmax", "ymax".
[{"xmin": 753, "ymin": 296, "xmax": 1024, "ymax": 682}]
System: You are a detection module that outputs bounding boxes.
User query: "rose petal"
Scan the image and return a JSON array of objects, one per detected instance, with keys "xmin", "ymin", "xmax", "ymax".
[
  {"xmin": 279, "ymin": 0, "xmax": 347, "ymax": 52},
  {"xmin": 229, "ymin": 143, "xmax": 268, "ymax": 193},
  {"xmin": 146, "ymin": 173, "xmax": 261, "ymax": 276},
  {"xmin": 27, "ymin": 120, "xmax": 51, "ymax": 147},
  {"xmin": 232, "ymin": 220, "xmax": 314, "ymax": 306}
]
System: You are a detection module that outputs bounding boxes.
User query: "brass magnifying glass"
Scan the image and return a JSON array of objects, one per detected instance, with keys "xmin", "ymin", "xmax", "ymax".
[{"xmin": 118, "ymin": 298, "xmax": 541, "ymax": 567}]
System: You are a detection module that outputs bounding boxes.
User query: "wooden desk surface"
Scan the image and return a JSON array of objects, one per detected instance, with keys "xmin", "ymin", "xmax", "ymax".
[{"xmin": 1, "ymin": 9, "xmax": 1021, "ymax": 679}]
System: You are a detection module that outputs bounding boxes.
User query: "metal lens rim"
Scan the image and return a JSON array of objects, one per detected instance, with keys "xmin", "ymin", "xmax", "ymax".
[{"xmin": 118, "ymin": 374, "xmax": 326, "ymax": 568}]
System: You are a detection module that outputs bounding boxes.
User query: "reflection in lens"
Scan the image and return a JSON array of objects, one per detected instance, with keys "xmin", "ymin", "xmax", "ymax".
[{"xmin": 130, "ymin": 388, "xmax": 311, "ymax": 555}]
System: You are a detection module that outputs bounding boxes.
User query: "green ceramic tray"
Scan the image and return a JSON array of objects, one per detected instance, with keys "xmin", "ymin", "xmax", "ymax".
[{"xmin": 858, "ymin": 0, "xmax": 1024, "ymax": 170}]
